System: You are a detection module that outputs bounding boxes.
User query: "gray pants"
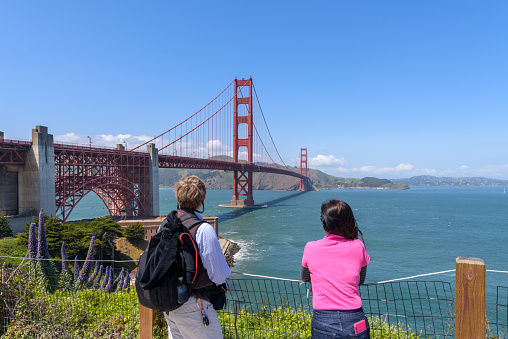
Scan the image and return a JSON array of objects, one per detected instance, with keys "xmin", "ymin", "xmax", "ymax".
[{"xmin": 164, "ymin": 296, "xmax": 223, "ymax": 339}]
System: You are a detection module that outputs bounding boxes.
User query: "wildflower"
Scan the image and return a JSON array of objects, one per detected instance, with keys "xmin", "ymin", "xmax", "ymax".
[
  {"xmin": 74, "ymin": 256, "xmax": 79, "ymax": 281},
  {"xmin": 34, "ymin": 210, "xmax": 58, "ymax": 292},
  {"xmin": 114, "ymin": 268, "xmax": 125, "ymax": 292},
  {"xmin": 36, "ymin": 209, "xmax": 50, "ymax": 260},
  {"xmin": 102, "ymin": 266, "xmax": 110, "ymax": 289},
  {"xmin": 106, "ymin": 267, "xmax": 114, "ymax": 292},
  {"xmin": 93, "ymin": 265, "xmax": 103, "ymax": 288},
  {"xmin": 27, "ymin": 223, "xmax": 37, "ymax": 260},
  {"xmin": 79, "ymin": 236, "xmax": 95, "ymax": 281},
  {"xmin": 88, "ymin": 261, "xmax": 99, "ymax": 284},
  {"xmin": 61, "ymin": 242, "xmax": 70, "ymax": 272},
  {"xmin": 59, "ymin": 242, "xmax": 74, "ymax": 289},
  {"xmin": 121, "ymin": 271, "xmax": 131, "ymax": 293}
]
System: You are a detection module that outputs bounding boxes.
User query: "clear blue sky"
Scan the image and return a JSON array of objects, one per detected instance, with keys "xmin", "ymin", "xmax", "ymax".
[{"xmin": 1, "ymin": 1, "xmax": 507, "ymax": 179}]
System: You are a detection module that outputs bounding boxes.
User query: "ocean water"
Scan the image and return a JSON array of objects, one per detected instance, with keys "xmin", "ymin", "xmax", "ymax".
[{"xmin": 70, "ymin": 186, "xmax": 508, "ymax": 309}]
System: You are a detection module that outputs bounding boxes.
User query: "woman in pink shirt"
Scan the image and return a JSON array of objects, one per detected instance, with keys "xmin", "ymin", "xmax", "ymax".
[{"xmin": 301, "ymin": 200, "xmax": 370, "ymax": 338}]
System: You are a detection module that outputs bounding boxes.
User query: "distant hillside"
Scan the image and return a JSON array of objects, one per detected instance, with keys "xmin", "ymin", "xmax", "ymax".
[
  {"xmin": 159, "ymin": 167, "xmax": 409, "ymax": 190},
  {"xmin": 391, "ymin": 175, "xmax": 508, "ymax": 187}
]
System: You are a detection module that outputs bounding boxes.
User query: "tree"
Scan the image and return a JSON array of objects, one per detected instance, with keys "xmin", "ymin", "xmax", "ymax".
[
  {"xmin": 124, "ymin": 222, "xmax": 145, "ymax": 241},
  {"xmin": 89, "ymin": 217, "xmax": 123, "ymax": 269},
  {"xmin": 0, "ymin": 216, "xmax": 13, "ymax": 238}
]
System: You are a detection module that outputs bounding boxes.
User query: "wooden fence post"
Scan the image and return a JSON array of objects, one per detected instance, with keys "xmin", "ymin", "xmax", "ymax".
[
  {"xmin": 455, "ymin": 256, "xmax": 485, "ymax": 338},
  {"xmin": 139, "ymin": 305, "xmax": 164, "ymax": 339}
]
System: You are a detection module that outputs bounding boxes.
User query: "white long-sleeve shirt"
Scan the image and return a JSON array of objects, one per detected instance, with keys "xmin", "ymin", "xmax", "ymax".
[{"xmin": 194, "ymin": 212, "xmax": 231, "ymax": 285}]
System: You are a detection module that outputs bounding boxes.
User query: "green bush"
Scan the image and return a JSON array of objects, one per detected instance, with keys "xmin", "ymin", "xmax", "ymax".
[
  {"xmin": 0, "ymin": 237, "xmax": 26, "ymax": 265},
  {"xmin": 218, "ymin": 305, "xmax": 312, "ymax": 338},
  {"xmin": 0, "ymin": 216, "xmax": 13, "ymax": 238}
]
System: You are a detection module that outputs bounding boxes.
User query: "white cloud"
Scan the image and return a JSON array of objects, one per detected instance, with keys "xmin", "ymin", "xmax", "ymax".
[
  {"xmin": 54, "ymin": 132, "xmax": 80, "ymax": 143},
  {"xmin": 53, "ymin": 132, "xmax": 154, "ymax": 149},
  {"xmin": 354, "ymin": 163, "xmax": 415, "ymax": 175},
  {"xmin": 309, "ymin": 154, "xmax": 346, "ymax": 167},
  {"xmin": 96, "ymin": 134, "xmax": 152, "ymax": 149},
  {"xmin": 342, "ymin": 163, "xmax": 437, "ymax": 178}
]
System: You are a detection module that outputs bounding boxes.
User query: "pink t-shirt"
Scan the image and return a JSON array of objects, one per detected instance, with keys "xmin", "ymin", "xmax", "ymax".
[{"xmin": 302, "ymin": 234, "xmax": 370, "ymax": 310}]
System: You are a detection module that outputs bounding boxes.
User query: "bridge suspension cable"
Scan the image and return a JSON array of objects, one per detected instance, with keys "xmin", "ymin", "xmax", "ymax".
[
  {"xmin": 129, "ymin": 79, "xmax": 235, "ymax": 153},
  {"xmin": 252, "ymin": 83, "xmax": 288, "ymax": 168},
  {"xmin": 129, "ymin": 78, "xmax": 296, "ymax": 172}
]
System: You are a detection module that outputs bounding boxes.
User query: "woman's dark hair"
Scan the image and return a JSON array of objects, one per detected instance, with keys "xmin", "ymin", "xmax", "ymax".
[{"xmin": 320, "ymin": 200, "xmax": 363, "ymax": 240}]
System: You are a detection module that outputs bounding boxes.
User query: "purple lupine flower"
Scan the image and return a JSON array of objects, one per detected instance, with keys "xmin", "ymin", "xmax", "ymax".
[
  {"xmin": 106, "ymin": 267, "xmax": 114, "ymax": 292},
  {"xmin": 79, "ymin": 236, "xmax": 95, "ymax": 280},
  {"xmin": 73, "ymin": 256, "xmax": 80, "ymax": 281},
  {"xmin": 123, "ymin": 274, "xmax": 131, "ymax": 293},
  {"xmin": 121, "ymin": 271, "xmax": 131, "ymax": 291},
  {"xmin": 61, "ymin": 242, "xmax": 69, "ymax": 271},
  {"xmin": 101, "ymin": 266, "xmax": 110, "ymax": 289},
  {"xmin": 28, "ymin": 223, "xmax": 37, "ymax": 260},
  {"xmin": 93, "ymin": 265, "xmax": 103, "ymax": 288},
  {"xmin": 113, "ymin": 267, "xmax": 124, "ymax": 285},
  {"xmin": 114, "ymin": 268, "xmax": 125, "ymax": 292},
  {"xmin": 36, "ymin": 209, "xmax": 50, "ymax": 260},
  {"xmin": 88, "ymin": 261, "xmax": 99, "ymax": 284}
]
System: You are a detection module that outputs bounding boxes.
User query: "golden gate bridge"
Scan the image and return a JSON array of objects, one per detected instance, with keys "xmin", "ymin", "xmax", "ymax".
[{"xmin": 0, "ymin": 78, "xmax": 309, "ymax": 222}]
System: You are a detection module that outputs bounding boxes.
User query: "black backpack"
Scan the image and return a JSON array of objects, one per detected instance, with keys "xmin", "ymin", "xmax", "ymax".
[{"xmin": 135, "ymin": 210, "xmax": 204, "ymax": 312}]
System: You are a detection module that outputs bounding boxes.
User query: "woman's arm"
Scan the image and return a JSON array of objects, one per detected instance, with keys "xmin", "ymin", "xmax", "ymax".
[
  {"xmin": 359, "ymin": 265, "xmax": 367, "ymax": 285},
  {"xmin": 300, "ymin": 266, "xmax": 311, "ymax": 283}
]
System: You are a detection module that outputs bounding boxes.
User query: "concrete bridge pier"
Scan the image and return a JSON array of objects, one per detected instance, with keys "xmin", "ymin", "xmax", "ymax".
[{"xmin": 18, "ymin": 126, "xmax": 56, "ymax": 216}]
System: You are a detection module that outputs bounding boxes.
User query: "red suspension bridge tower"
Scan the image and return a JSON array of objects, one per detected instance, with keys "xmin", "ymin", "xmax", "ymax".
[
  {"xmin": 300, "ymin": 148, "xmax": 308, "ymax": 191},
  {"xmin": 231, "ymin": 78, "xmax": 255, "ymax": 207}
]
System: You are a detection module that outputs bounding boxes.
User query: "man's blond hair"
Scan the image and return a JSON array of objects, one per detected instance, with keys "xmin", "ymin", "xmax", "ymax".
[{"xmin": 174, "ymin": 176, "xmax": 206, "ymax": 210}]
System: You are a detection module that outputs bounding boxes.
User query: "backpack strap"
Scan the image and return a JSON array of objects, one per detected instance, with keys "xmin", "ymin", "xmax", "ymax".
[{"xmin": 179, "ymin": 210, "xmax": 205, "ymax": 231}]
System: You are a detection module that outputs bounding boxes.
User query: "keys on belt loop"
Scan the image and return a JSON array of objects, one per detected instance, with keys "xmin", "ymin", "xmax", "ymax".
[{"xmin": 196, "ymin": 298, "xmax": 210, "ymax": 326}]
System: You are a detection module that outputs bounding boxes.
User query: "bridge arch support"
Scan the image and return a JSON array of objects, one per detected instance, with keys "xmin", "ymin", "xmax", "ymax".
[{"xmin": 54, "ymin": 143, "xmax": 157, "ymax": 222}]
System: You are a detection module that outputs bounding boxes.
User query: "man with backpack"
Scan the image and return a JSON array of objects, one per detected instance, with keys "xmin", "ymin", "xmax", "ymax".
[{"xmin": 161, "ymin": 175, "xmax": 231, "ymax": 338}]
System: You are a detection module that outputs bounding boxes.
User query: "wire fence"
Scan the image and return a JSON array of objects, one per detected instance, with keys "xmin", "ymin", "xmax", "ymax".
[
  {"xmin": 1, "ymin": 261, "xmax": 508, "ymax": 338},
  {"xmin": 361, "ymin": 281, "xmax": 454, "ymax": 338},
  {"xmin": 491, "ymin": 286, "xmax": 508, "ymax": 338},
  {"xmin": 221, "ymin": 273, "xmax": 455, "ymax": 338}
]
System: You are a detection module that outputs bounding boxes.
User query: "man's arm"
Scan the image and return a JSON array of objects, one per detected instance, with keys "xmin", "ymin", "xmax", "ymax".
[{"xmin": 195, "ymin": 223, "xmax": 231, "ymax": 285}]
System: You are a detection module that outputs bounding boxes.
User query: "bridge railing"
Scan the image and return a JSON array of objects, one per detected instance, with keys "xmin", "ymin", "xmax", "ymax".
[{"xmin": 0, "ymin": 138, "xmax": 32, "ymax": 146}]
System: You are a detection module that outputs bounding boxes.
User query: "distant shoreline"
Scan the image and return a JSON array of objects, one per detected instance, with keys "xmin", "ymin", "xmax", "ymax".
[{"xmin": 391, "ymin": 175, "xmax": 508, "ymax": 187}]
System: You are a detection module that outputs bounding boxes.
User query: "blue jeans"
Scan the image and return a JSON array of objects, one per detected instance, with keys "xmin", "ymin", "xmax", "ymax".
[{"xmin": 311, "ymin": 308, "xmax": 370, "ymax": 338}]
